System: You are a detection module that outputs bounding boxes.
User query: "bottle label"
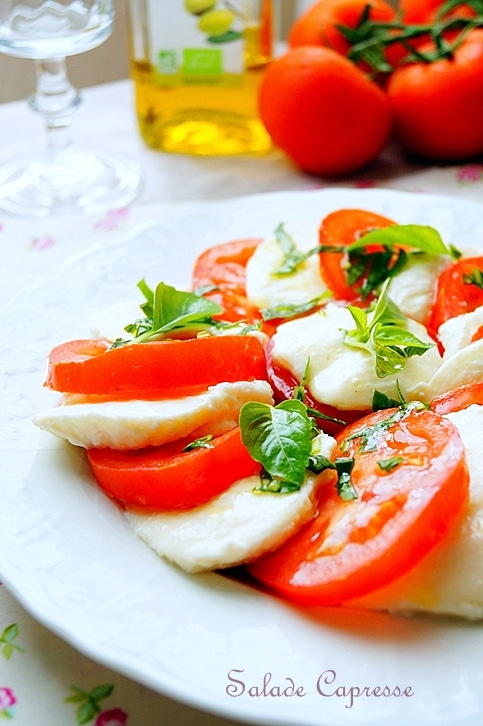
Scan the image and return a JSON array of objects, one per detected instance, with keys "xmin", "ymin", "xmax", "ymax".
[{"xmin": 146, "ymin": 1, "xmax": 246, "ymax": 84}]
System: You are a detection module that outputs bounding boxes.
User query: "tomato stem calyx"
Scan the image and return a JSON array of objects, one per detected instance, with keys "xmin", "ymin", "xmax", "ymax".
[{"xmin": 338, "ymin": 1, "xmax": 483, "ymax": 73}]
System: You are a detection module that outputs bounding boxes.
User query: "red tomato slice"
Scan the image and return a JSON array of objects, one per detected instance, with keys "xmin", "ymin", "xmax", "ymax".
[
  {"xmin": 87, "ymin": 426, "xmax": 260, "ymax": 511},
  {"xmin": 192, "ymin": 238, "xmax": 262, "ymax": 323},
  {"xmin": 429, "ymin": 256, "xmax": 483, "ymax": 334},
  {"xmin": 45, "ymin": 335, "xmax": 267, "ymax": 395},
  {"xmin": 265, "ymin": 341, "xmax": 365, "ymax": 435},
  {"xmin": 248, "ymin": 406, "xmax": 469, "ymax": 606},
  {"xmin": 318, "ymin": 209, "xmax": 396, "ymax": 301},
  {"xmin": 431, "ymin": 381, "xmax": 483, "ymax": 415}
]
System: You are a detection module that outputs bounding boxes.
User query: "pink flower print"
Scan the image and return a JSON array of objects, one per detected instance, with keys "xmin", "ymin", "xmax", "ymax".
[
  {"xmin": 31, "ymin": 234, "xmax": 56, "ymax": 251},
  {"xmin": 94, "ymin": 207, "xmax": 130, "ymax": 232},
  {"xmin": 0, "ymin": 687, "xmax": 16, "ymax": 717},
  {"xmin": 457, "ymin": 164, "xmax": 483, "ymax": 184},
  {"xmin": 95, "ymin": 707, "xmax": 128, "ymax": 726}
]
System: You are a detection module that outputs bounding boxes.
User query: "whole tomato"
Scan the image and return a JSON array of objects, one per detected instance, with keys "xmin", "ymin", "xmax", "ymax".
[
  {"xmin": 387, "ymin": 29, "xmax": 483, "ymax": 161},
  {"xmin": 400, "ymin": 0, "xmax": 475, "ymax": 23},
  {"xmin": 288, "ymin": 0, "xmax": 407, "ymax": 70},
  {"xmin": 258, "ymin": 45, "xmax": 392, "ymax": 176}
]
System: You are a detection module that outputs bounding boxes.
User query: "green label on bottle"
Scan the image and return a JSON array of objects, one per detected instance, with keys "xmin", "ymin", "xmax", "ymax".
[{"xmin": 183, "ymin": 48, "xmax": 223, "ymax": 76}]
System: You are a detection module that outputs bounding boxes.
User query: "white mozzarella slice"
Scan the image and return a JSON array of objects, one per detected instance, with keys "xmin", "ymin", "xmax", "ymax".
[
  {"xmin": 271, "ymin": 303, "xmax": 442, "ymax": 411},
  {"xmin": 127, "ymin": 477, "xmax": 328, "ymax": 573},
  {"xmin": 33, "ymin": 380, "xmax": 274, "ymax": 450},
  {"xmin": 427, "ymin": 339, "xmax": 483, "ymax": 399},
  {"xmin": 438, "ymin": 305, "xmax": 483, "ymax": 359},
  {"xmin": 347, "ymin": 404, "xmax": 483, "ymax": 619},
  {"xmin": 126, "ymin": 432, "xmax": 336, "ymax": 573},
  {"xmin": 245, "ymin": 227, "xmax": 328, "ymax": 311},
  {"xmin": 386, "ymin": 254, "xmax": 448, "ymax": 324}
]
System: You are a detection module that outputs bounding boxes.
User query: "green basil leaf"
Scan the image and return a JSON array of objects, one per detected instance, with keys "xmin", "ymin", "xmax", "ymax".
[
  {"xmin": 372, "ymin": 388, "xmax": 402, "ymax": 411},
  {"xmin": 273, "ymin": 223, "xmax": 308, "ymax": 276},
  {"xmin": 347, "ymin": 224, "xmax": 452, "ymax": 256},
  {"xmin": 239, "ymin": 399, "xmax": 313, "ymax": 487},
  {"xmin": 261, "ymin": 292, "xmax": 331, "ymax": 321},
  {"xmin": 377, "ymin": 455, "xmax": 404, "ymax": 473}
]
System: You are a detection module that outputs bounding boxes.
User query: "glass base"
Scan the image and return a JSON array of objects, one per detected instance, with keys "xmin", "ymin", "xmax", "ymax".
[{"xmin": 0, "ymin": 149, "xmax": 141, "ymax": 217}]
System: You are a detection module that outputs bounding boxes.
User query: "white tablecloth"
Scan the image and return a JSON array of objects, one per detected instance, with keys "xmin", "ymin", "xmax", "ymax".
[{"xmin": 1, "ymin": 78, "xmax": 483, "ymax": 726}]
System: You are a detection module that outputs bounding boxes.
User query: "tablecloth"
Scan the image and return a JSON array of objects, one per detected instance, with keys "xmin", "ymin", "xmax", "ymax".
[{"xmin": 1, "ymin": 78, "xmax": 483, "ymax": 726}]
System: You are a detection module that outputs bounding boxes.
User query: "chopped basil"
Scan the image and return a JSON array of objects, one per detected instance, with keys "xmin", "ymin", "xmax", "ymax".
[
  {"xmin": 344, "ymin": 280, "xmax": 434, "ymax": 378},
  {"xmin": 377, "ymin": 455, "xmax": 404, "ymax": 473},
  {"xmin": 334, "ymin": 457, "xmax": 358, "ymax": 501},
  {"xmin": 181, "ymin": 435, "xmax": 214, "ymax": 452},
  {"xmin": 272, "ymin": 223, "xmax": 309, "ymax": 275},
  {"xmin": 261, "ymin": 292, "xmax": 331, "ymax": 321},
  {"xmin": 463, "ymin": 267, "xmax": 483, "ymax": 291},
  {"xmin": 341, "ymin": 401, "xmax": 428, "ymax": 455}
]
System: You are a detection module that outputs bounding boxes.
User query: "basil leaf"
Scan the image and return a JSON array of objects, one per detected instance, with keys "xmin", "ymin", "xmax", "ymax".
[
  {"xmin": 261, "ymin": 292, "xmax": 331, "ymax": 321},
  {"xmin": 463, "ymin": 267, "xmax": 483, "ymax": 290},
  {"xmin": 119, "ymin": 281, "xmax": 224, "ymax": 345},
  {"xmin": 347, "ymin": 224, "xmax": 454, "ymax": 256},
  {"xmin": 273, "ymin": 223, "xmax": 308, "ymax": 276},
  {"xmin": 377, "ymin": 455, "xmax": 404, "ymax": 473},
  {"xmin": 182, "ymin": 435, "xmax": 214, "ymax": 452},
  {"xmin": 239, "ymin": 400, "xmax": 313, "ymax": 487},
  {"xmin": 334, "ymin": 457, "xmax": 357, "ymax": 501},
  {"xmin": 372, "ymin": 388, "xmax": 403, "ymax": 411},
  {"xmin": 345, "ymin": 280, "xmax": 434, "ymax": 378}
]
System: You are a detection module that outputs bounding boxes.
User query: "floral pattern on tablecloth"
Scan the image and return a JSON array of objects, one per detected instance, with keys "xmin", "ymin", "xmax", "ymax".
[
  {"xmin": 66, "ymin": 685, "xmax": 128, "ymax": 725},
  {"xmin": 0, "ymin": 617, "xmax": 23, "ymax": 720}
]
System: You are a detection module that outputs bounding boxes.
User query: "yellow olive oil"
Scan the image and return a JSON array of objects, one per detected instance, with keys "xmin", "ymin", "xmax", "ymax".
[{"xmin": 127, "ymin": 0, "xmax": 273, "ymax": 156}]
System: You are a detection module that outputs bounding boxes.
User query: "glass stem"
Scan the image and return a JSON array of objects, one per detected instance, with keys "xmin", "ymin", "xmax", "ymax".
[{"xmin": 29, "ymin": 58, "xmax": 81, "ymax": 162}]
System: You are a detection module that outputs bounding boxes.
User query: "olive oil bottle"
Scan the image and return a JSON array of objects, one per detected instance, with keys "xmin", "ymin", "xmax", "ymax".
[{"xmin": 127, "ymin": 0, "xmax": 273, "ymax": 156}]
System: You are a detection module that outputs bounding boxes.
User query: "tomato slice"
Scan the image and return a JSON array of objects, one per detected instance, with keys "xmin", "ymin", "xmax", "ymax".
[
  {"xmin": 192, "ymin": 238, "xmax": 262, "ymax": 323},
  {"xmin": 265, "ymin": 341, "xmax": 366, "ymax": 435},
  {"xmin": 45, "ymin": 335, "xmax": 267, "ymax": 395},
  {"xmin": 431, "ymin": 381, "xmax": 483, "ymax": 415},
  {"xmin": 247, "ymin": 406, "xmax": 469, "ymax": 606},
  {"xmin": 87, "ymin": 426, "xmax": 260, "ymax": 511},
  {"xmin": 318, "ymin": 209, "xmax": 396, "ymax": 301},
  {"xmin": 429, "ymin": 255, "xmax": 483, "ymax": 334}
]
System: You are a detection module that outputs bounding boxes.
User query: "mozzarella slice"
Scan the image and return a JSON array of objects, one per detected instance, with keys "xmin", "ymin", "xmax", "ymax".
[
  {"xmin": 427, "ymin": 339, "xmax": 483, "ymax": 399},
  {"xmin": 386, "ymin": 254, "xmax": 448, "ymax": 325},
  {"xmin": 347, "ymin": 404, "xmax": 483, "ymax": 619},
  {"xmin": 438, "ymin": 305, "xmax": 483, "ymax": 359},
  {"xmin": 245, "ymin": 226, "xmax": 328, "ymax": 311},
  {"xmin": 271, "ymin": 304, "xmax": 442, "ymax": 411},
  {"xmin": 126, "ymin": 433, "xmax": 337, "ymax": 573},
  {"xmin": 33, "ymin": 380, "xmax": 274, "ymax": 450}
]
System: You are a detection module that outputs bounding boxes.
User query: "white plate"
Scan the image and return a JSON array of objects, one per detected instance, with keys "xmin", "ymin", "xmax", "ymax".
[{"xmin": 2, "ymin": 188, "xmax": 483, "ymax": 726}]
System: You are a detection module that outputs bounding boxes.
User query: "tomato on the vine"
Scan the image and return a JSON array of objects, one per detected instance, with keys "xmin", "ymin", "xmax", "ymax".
[
  {"xmin": 258, "ymin": 46, "xmax": 392, "ymax": 177},
  {"xmin": 386, "ymin": 29, "xmax": 483, "ymax": 161},
  {"xmin": 400, "ymin": 0, "xmax": 475, "ymax": 23},
  {"xmin": 288, "ymin": 0, "xmax": 396, "ymax": 55}
]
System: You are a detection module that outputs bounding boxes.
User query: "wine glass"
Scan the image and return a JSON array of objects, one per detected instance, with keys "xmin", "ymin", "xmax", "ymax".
[{"xmin": 0, "ymin": 0, "xmax": 141, "ymax": 217}]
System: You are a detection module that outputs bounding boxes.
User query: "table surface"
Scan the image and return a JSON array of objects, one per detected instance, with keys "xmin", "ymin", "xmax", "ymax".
[{"xmin": 1, "ymin": 78, "xmax": 483, "ymax": 726}]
